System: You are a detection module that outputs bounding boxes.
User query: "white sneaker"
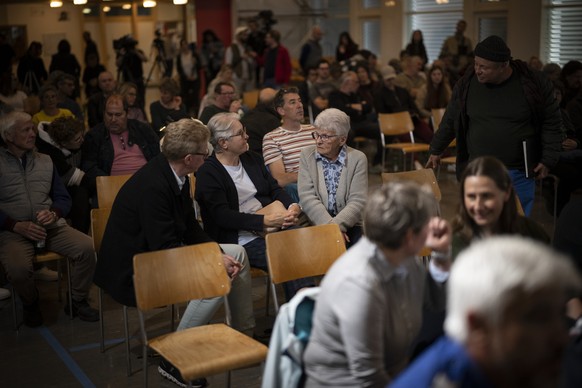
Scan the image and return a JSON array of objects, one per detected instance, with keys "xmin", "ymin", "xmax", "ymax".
[
  {"xmin": 34, "ymin": 267, "xmax": 59, "ymax": 282},
  {"xmin": 0, "ymin": 287, "xmax": 10, "ymax": 300}
]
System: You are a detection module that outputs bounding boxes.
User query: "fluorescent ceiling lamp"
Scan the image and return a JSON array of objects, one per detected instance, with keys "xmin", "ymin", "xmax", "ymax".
[
  {"xmin": 122, "ymin": 4, "xmax": 132, "ymax": 9},
  {"xmin": 143, "ymin": 0, "xmax": 157, "ymax": 7},
  {"xmin": 173, "ymin": 0, "xmax": 188, "ymax": 4},
  {"xmin": 73, "ymin": 0, "xmax": 87, "ymax": 5},
  {"xmin": 50, "ymin": 1, "xmax": 63, "ymax": 7}
]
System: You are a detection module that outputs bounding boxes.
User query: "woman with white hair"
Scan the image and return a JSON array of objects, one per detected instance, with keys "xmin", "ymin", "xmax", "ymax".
[
  {"xmin": 303, "ymin": 181, "xmax": 452, "ymax": 387},
  {"xmin": 195, "ymin": 112, "xmax": 313, "ymax": 300},
  {"xmin": 298, "ymin": 108, "xmax": 368, "ymax": 246}
]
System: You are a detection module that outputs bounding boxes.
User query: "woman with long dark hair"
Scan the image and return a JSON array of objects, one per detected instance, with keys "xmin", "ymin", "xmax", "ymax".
[
  {"xmin": 335, "ymin": 31, "xmax": 359, "ymax": 62},
  {"xmin": 415, "ymin": 64, "xmax": 451, "ymax": 119},
  {"xmin": 405, "ymin": 30, "xmax": 428, "ymax": 66},
  {"xmin": 452, "ymin": 156, "xmax": 549, "ymax": 259}
]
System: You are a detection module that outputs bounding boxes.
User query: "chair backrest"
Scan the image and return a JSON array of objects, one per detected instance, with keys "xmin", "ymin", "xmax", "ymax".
[
  {"xmin": 96, "ymin": 174, "xmax": 132, "ymax": 208},
  {"xmin": 265, "ymin": 224, "xmax": 346, "ymax": 284},
  {"xmin": 133, "ymin": 242, "xmax": 229, "ymax": 311},
  {"xmin": 91, "ymin": 207, "xmax": 111, "ymax": 255},
  {"xmin": 378, "ymin": 111, "xmax": 414, "ymax": 137},
  {"xmin": 431, "ymin": 108, "xmax": 446, "ymax": 131},
  {"xmin": 243, "ymin": 89, "xmax": 260, "ymax": 110},
  {"xmin": 188, "ymin": 173, "xmax": 196, "ymax": 200},
  {"xmin": 381, "ymin": 169, "xmax": 442, "ymax": 203}
]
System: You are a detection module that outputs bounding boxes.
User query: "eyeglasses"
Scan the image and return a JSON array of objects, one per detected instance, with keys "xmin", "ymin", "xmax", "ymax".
[
  {"xmin": 228, "ymin": 127, "xmax": 247, "ymax": 139},
  {"xmin": 312, "ymin": 132, "xmax": 338, "ymax": 142},
  {"xmin": 219, "ymin": 91, "xmax": 235, "ymax": 96},
  {"xmin": 119, "ymin": 135, "xmax": 126, "ymax": 150},
  {"xmin": 191, "ymin": 149, "xmax": 210, "ymax": 160}
]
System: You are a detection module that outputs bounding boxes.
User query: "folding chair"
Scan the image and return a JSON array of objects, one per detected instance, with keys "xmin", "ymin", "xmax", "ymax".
[
  {"xmin": 242, "ymin": 89, "xmax": 260, "ymax": 110},
  {"xmin": 133, "ymin": 242, "xmax": 268, "ymax": 387},
  {"xmin": 382, "ymin": 169, "xmax": 442, "ymax": 259},
  {"xmin": 91, "ymin": 208, "xmax": 134, "ymax": 375},
  {"xmin": 378, "ymin": 112, "xmax": 430, "ymax": 171},
  {"xmin": 96, "ymin": 174, "xmax": 132, "ymax": 208},
  {"xmin": 265, "ymin": 224, "xmax": 346, "ymax": 313},
  {"xmin": 11, "ymin": 251, "xmax": 72, "ymax": 329}
]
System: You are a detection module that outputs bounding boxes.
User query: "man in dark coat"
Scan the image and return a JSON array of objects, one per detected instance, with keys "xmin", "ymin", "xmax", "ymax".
[{"xmin": 93, "ymin": 118, "xmax": 255, "ymax": 387}]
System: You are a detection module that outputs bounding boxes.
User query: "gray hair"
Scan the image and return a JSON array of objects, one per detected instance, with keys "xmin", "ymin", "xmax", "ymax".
[
  {"xmin": 0, "ymin": 111, "xmax": 32, "ymax": 142},
  {"xmin": 207, "ymin": 112, "xmax": 240, "ymax": 153},
  {"xmin": 314, "ymin": 108, "xmax": 350, "ymax": 137},
  {"xmin": 161, "ymin": 118, "xmax": 209, "ymax": 161},
  {"xmin": 445, "ymin": 236, "xmax": 581, "ymax": 343},
  {"xmin": 339, "ymin": 71, "xmax": 357, "ymax": 87},
  {"xmin": 364, "ymin": 182, "xmax": 437, "ymax": 249}
]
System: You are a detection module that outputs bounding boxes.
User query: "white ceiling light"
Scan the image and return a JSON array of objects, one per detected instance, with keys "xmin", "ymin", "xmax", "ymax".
[
  {"xmin": 73, "ymin": 0, "xmax": 87, "ymax": 5},
  {"xmin": 103, "ymin": 6, "xmax": 111, "ymax": 12},
  {"xmin": 173, "ymin": 0, "xmax": 188, "ymax": 4},
  {"xmin": 50, "ymin": 1, "xmax": 63, "ymax": 7},
  {"xmin": 122, "ymin": 4, "xmax": 132, "ymax": 9},
  {"xmin": 82, "ymin": 7, "xmax": 91, "ymax": 14},
  {"xmin": 143, "ymin": 0, "xmax": 157, "ymax": 7}
]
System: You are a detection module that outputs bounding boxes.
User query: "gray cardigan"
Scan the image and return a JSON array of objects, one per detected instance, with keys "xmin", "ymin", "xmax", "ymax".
[{"xmin": 298, "ymin": 145, "xmax": 368, "ymax": 232}]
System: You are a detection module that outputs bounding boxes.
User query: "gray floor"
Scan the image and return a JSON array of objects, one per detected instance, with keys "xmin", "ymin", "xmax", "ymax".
[{"xmin": 0, "ymin": 153, "xmax": 556, "ymax": 387}]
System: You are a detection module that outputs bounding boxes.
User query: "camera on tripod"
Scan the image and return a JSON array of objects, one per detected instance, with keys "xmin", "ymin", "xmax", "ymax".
[{"xmin": 113, "ymin": 35, "xmax": 138, "ymax": 52}]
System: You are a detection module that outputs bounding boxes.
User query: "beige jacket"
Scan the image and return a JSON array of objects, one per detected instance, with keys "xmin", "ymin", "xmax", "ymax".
[{"xmin": 298, "ymin": 145, "xmax": 368, "ymax": 232}]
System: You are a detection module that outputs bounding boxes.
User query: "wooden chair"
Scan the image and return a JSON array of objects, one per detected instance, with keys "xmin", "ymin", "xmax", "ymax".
[
  {"xmin": 430, "ymin": 108, "xmax": 446, "ymax": 131},
  {"xmin": 96, "ymin": 174, "xmax": 132, "ymax": 208},
  {"xmin": 382, "ymin": 169, "xmax": 442, "ymax": 258},
  {"xmin": 91, "ymin": 208, "xmax": 133, "ymax": 375},
  {"xmin": 381, "ymin": 169, "xmax": 442, "ymax": 206},
  {"xmin": 133, "ymin": 242, "xmax": 268, "ymax": 387},
  {"xmin": 265, "ymin": 224, "xmax": 346, "ymax": 313},
  {"xmin": 11, "ymin": 251, "xmax": 72, "ymax": 329},
  {"xmin": 378, "ymin": 112, "xmax": 430, "ymax": 171},
  {"xmin": 242, "ymin": 89, "xmax": 260, "ymax": 110}
]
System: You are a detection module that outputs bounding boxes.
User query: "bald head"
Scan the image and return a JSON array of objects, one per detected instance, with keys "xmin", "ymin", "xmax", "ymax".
[
  {"xmin": 259, "ymin": 88, "xmax": 277, "ymax": 104},
  {"xmin": 98, "ymin": 71, "xmax": 117, "ymax": 94}
]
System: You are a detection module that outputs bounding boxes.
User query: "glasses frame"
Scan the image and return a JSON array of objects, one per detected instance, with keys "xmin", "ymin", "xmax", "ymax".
[
  {"xmin": 312, "ymin": 132, "xmax": 339, "ymax": 142},
  {"xmin": 191, "ymin": 150, "xmax": 210, "ymax": 160},
  {"xmin": 227, "ymin": 127, "xmax": 247, "ymax": 139}
]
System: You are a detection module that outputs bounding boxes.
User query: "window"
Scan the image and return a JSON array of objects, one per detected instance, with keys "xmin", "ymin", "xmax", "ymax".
[
  {"xmin": 407, "ymin": 0, "xmax": 463, "ymax": 63},
  {"xmin": 362, "ymin": 0, "xmax": 380, "ymax": 9},
  {"xmin": 542, "ymin": 0, "xmax": 582, "ymax": 65},
  {"xmin": 361, "ymin": 18, "xmax": 381, "ymax": 57},
  {"xmin": 477, "ymin": 15, "xmax": 507, "ymax": 42}
]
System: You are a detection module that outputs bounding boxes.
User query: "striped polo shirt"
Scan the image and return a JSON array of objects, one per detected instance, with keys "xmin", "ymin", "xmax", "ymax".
[{"xmin": 262, "ymin": 124, "xmax": 316, "ymax": 173}]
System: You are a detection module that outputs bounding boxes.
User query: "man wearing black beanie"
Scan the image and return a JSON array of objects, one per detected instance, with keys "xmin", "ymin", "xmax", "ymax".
[{"xmin": 427, "ymin": 35, "xmax": 562, "ymax": 216}]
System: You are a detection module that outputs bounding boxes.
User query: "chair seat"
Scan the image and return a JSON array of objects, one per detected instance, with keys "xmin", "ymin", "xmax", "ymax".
[
  {"xmin": 441, "ymin": 156, "xmax": 457, "ymax": 164},
  {"xmin": 149, "ymin": 323, "xmax": 268, "ymax": 382},
  {"xmin": 35, "ymin": 251, "xmax": 64, "ymax": 263},
  {"xmin": 386, "ymin": 143, "xmax": 430, "ymax": 153},
  {"xmin": 448, "ymin": 139, "xmax": 456, "ymax": 148}
]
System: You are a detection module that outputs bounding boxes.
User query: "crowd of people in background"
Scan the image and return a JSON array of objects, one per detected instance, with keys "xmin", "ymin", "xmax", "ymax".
[{"xmin": 1, "ymin": 14, "xmax": 582, "ymax": 388}]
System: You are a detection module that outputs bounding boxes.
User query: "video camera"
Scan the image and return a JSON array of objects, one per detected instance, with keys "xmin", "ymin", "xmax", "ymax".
[{"xmin": 113, "ymin": 35, "xmax": 138, "ymax": 51}]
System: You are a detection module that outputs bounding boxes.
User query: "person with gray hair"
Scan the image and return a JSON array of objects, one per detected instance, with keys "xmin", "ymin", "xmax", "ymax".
[
  {"xmin": 0, "ymin": 111, "xmax": 98, "ymax": 327},
  {"xmin": 94, "ymin": 118, "xmax": 255, "ymax": 387},
  {"xmin": 298, "ymin": 108, "xmax": 368, "ymax": 247},
  {"xmin": 391, "ymin": 236, "xmax": 581, "ymax": 388},
  {"xmin": 196, "ymin": 112, "xmax": 314, "ymax": 301},
  {"xmin": 303, "ymin": 181, "xmax": 452, "ymax": 387}
]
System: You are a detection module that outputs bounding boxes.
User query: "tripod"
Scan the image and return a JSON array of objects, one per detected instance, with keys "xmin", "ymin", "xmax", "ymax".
[
  {"xmin": 145, "ymin": 54, "xmax": 167, "ymax": 88},
  {"xmin": 23, "ymin": 70, "xmax": 40, "ymax": 95}
]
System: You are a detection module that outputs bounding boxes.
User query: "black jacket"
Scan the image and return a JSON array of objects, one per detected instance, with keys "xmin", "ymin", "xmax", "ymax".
[
  {"xmin": 81, "ymin": 119, "xmax": 160, "ymax": 178},
  {"xmin": 94, "ymin": 154, "xmax": 213, "ymax": 306}
]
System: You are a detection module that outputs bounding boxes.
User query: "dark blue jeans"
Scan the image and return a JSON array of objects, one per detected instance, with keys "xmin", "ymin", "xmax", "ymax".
[{"xmin": 244, "ymin": 236, "xmax": 315, "ymax": 301}]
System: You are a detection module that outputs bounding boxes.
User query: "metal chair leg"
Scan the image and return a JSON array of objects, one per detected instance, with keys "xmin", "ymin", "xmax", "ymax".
[
  {"xmin": 66, "ymin": 260, "xmax": 73, "ymax": 319},
  {"xmin": 264, "ymin": 276, "xmax": 270, "ymax": 317},
  {"xmin": 123, "ymin": 305, "xmax": 132, "ymax": 376},
  {"xmin": 270, "ymin": 282, "xmax": 279, "ymax": 314},
  {"xmin": 98, "ymin": 288, "xmax": 104, "ymax": 352}
]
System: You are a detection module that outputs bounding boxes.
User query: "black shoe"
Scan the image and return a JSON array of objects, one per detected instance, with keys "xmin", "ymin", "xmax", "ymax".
[
  {"xmin": 65, "ymin": 298, "xmax": 99, "ymax": 322},
  {"xmin": 158, "ymin": 358, "xmax": 207, "ymax": 388},
  {"xmin": 23, "ymin": 300, "xmax": 44, "ymax": 327}
]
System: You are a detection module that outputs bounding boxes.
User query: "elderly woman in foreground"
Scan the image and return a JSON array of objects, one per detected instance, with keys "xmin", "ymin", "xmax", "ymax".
[
  {"xmin": 298, "ymin": 108, "xmax": 368, "ymax": 246},
  {"xmin": 303, "ymin": 182, "xmax": 452, "ymax": 387}
]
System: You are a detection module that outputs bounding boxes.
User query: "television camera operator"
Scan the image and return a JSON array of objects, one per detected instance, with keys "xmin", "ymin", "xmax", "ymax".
[{"xmin": 114, "ymin": 35, "xmax": 147, "ymax": 108}]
